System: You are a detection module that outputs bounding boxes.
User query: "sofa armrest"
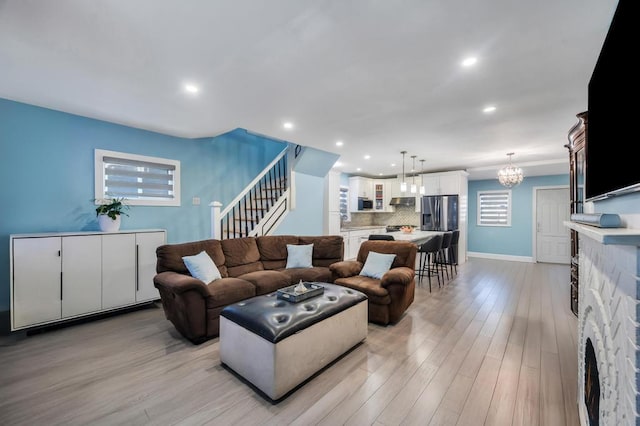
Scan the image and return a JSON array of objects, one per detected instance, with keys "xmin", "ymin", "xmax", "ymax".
[
  {"xmin": 153, "ymin": 271, "xmax": 210, "ymax": 298},
  {"xmin": 329, "ymin": 260, "xmax": 363, "ymax": 278},
  {"xmin": 380, "ymin": 266, "xmax": 414, "ymax": 288}
]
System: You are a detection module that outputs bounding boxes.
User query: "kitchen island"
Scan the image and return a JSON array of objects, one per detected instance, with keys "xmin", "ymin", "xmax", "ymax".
[{"xmin": 387, "ymin": 230, "xmax": 443, "ymax": 245}]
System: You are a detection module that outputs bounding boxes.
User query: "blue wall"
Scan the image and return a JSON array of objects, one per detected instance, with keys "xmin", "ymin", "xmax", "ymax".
[
  {"xmin": 468, "ymin": 175, "xmax": 569, "ymax": 257},
  {"xmin": 0, "ymin": 98, "xmax": 289, "ymax": 311},
  {"xmin": 274, "ymin": 172, "xmax": 325, "ymax": 235}
]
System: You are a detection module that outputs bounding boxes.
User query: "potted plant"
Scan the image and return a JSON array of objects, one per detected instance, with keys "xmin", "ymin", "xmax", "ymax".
[{"xmin": 94, "ymin": 197, "xmax": 129, "ymax": 232}]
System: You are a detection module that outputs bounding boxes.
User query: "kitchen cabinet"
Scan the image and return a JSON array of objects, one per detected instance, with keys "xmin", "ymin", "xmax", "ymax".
[
  {"xmin": 372, "ymin": 179, "xmax": 393, "ymax": 212},
  {"xmin": 10, "ymin": 229, "xmax": 166, "ymax": 331},
  {"xmin": 419, "ymin": 171, "xmax": 466, "ymax": 196},
  {"xmin": 348, "ymin": 176, "xmax": 374, "ymax": 212},
  {"xmin": 342, "ymin": 227, "xmax": 387, "ymax": 259}
]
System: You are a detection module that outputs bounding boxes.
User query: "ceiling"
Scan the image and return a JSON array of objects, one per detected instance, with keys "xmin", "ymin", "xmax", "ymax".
[{"xmin": 0, "ymin": 0, "xmax": 618, "ymax": 180}]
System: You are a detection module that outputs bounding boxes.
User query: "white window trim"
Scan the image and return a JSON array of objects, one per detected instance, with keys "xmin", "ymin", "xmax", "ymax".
[
  {"xmin": 95, "ymin": 149, "xmax": 181, "ymax": 206},
  {"xmin": 477, "ymin": 189, "xmax": 511, "ymax": 227}
]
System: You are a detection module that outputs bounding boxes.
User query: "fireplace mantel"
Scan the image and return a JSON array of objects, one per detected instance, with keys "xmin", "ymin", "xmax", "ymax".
[
  {"xmin": 564, "ymin": 220, "xmax": 640, "ymax": 425},
  {"xmin": 564, "ymin": 221, "xmax": 640, "ymax": 246}
]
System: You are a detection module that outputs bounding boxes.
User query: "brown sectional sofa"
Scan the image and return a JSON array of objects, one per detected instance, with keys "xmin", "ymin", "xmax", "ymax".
[{"xmin": 153, "ymin": 235, "xmax": 343, "ymax": 343}]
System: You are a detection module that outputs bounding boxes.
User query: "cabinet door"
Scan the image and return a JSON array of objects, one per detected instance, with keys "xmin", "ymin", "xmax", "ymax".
[
  {"xmin": 438, "ymin": 174, "xmax": 460, "ymax": 195},
  {"xmin": 61, "ymin": 235, "xmax": 102, "ymax": 318},
  {"xmin": 422, "ymin": 175, "xmax": 441, "ymax": 195},
  {"xmin": 12, "ymin": 237, "xmax": 61, "ymax": 328},
  {"xmin": 102, "ymin": 233, "xmax": 136, "ymax": 309},
  {"xmin": 373, "ymin": 181, "xmax": 385, "ymax": 211},
  {"xmin": 135, "ymin": 231, "xmax": 165, "ymax": 302}
]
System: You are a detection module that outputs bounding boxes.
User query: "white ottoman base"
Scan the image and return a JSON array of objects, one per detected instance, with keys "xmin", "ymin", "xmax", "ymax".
[{"xmin": 220, "ymin": 300, "xmax": 367, "ymax": 400}]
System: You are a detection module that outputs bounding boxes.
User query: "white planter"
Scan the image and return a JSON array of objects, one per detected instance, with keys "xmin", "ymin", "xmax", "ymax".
[{"xmin": 98, "ymin": 214, "xmax": 121, "ymax": 232}]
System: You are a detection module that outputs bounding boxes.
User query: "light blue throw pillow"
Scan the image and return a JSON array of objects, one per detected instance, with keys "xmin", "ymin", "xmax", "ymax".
[
  {"xmin": 286, "ymin": 244, "xmax": 314, "ymax": 269},
  {"xmin": 359, "ymin": 251, "xmax": 396, "ymax": 279},
  {"xmin": 182, "ymin": 251, "xmax": 222, "ymax": 283}
]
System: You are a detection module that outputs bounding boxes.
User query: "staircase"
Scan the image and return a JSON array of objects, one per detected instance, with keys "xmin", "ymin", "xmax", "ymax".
[{"xmin": 211, "ymin": 147, "xmax": 291, "ymax": 239}]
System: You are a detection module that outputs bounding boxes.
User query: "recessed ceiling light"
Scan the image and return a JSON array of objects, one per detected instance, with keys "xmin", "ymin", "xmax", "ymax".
[
  {"xmin": 461, "ymin": 57, "xmax": 478, "ymax": 67},
  {"xmin": 184, "ymin": 84, "xmax": 199, "ymax": 93},
  {"xmin": 391, "ymin": 163, "xmax": 396, "ymax": 167},
  {"xmin": 283, "ymin": 122, "xmax": 294, "ymax": 130},
  {"xmin": 483, "ymin": 105, "xmax": 497, "ymax": 113},
  {"xmin": 357, "ymin": 168, "xmax": 362, "ymax": 171},
  {"xmin": 333, "ymin": 161, "xmax": 343, "ymax": 168},
  {"xmin": 364, "ymin": 155, "xmax": 371, "ymax": 160},
  {"xmin": 379, "ymin": 173, "xmax": 383, "ymax": 176},
  {"xmin": 336, "ymin": 141, "xmax": 344, "ymax": 147}
]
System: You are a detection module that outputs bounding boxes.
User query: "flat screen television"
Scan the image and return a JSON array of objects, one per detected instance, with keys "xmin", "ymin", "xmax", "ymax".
[{"xmin": 585, "ymin": 0, "xmax": 640, "ymax": 201}]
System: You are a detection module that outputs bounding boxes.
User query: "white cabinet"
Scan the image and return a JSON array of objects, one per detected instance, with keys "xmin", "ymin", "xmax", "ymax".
[
  {"xmin": 136, "ymin": 231, "xmax": 166, "ymax": 302},
  {"xmin": 102, "ymin": 233, "xmax": 136, "ymax": 309},
  {"xmin": 61, "ymin": 235, "xmax": 102, "ymax": 318},
  {"xmin": 349, "ymin": 176, "xmax": 374, "ymax": 212},
  {"xmin": 419, "ymin": 171, "xmax": 464, "ymax": 196},
  {"xmin": 10, "ymin": 229, "xmax": 166, "ymax": 331},
  {"xmin": 342, "ymin": 227, "xmax": 388, "ymax": 259},
  {"xmin": 372, "ymin": 180, "xmax": 394, "ymax": 212}
]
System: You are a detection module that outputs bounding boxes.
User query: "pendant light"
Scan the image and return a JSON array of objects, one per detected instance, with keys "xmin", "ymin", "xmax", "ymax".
[
  {"xmin": 498, "ymin": 152, "xmax": 524, "ymax": 188},
  {"xmin": 400, "ymin": 151, "xmax": 407, "ymax": 193},
  {"xmin": 410, "ymin": 155, "xmax": 417, "ymax": 194},
  {"xmin": 419, "ymin": 159, "xmax": 426, "ymax": 195}
]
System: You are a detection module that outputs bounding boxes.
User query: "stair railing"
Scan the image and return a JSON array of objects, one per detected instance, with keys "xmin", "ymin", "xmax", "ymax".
[{"xmin": 210, "ymin": 146, "xmax": 290, "ymax": 239}]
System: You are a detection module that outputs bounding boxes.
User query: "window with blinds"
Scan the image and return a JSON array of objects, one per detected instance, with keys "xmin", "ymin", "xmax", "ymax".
[
  {"xmin": 95, "ymin": 149, "xmax": 181, "ymax": 206},
  {"xmin": 477, "ymin": 190, "xmax": 511, "ymax": 226}
]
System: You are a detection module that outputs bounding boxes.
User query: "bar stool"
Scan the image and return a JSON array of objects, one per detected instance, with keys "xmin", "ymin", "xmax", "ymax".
[
  {"xmin": 448, "ymin": 230, "xmax": 460, "ymax": 275},
  {"xmin": 436, "ymin": 231, "xmax": 453, "ymax": 282},
  {"xmin": 416, "ymin": 234, "xmax": 443, "ymax": 292}
]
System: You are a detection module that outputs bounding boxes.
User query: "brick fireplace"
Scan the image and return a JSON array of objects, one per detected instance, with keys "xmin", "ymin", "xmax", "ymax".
[{"xmin": 567, "ymin": 221, "xmax": 640, "ymax": 425}]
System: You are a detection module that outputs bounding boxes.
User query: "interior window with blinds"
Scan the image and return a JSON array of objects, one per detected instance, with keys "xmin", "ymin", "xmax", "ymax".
[
  {"xmin": 477, "ymin": 190, "xmax": 511, "ymax": 226},
  {"xmin": 95, "ymin": 149, "xmax": 181, "ymax": 206}
]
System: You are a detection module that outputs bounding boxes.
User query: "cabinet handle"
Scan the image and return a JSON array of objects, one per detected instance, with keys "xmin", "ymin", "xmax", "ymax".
[
  {"xmin": 60, "ymin": 271, "xmax": 63, "ymax": 300},
  {"xmin": 135, "ymin": 244, "xmax": 139, "ymax": 291}
]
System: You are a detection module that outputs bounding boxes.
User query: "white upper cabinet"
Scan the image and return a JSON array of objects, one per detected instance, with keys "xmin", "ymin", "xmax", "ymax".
[
  {"xmin": 419, "ymin": 171, "xmax": 467, "ymax": 196},
  {"xmin": 348, "ymin": 176, "xmax": 374, "ymax": 212}
]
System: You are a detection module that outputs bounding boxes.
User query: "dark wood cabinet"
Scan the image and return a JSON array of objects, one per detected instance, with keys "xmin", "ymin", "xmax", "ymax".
[{"xmin": 565, "ymin": 111, "xmax": 587, "ymax": 317}]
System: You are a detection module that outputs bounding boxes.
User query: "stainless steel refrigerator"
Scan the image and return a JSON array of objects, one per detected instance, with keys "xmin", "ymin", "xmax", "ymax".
[{"xmin": 420, "ymin": 195, "xmax": 459, "ymax": 232}]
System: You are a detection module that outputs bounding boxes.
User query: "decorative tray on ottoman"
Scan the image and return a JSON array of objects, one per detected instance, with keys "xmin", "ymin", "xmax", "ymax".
[{"xmin": 276, "ymin": 282, "xmax": 324, "ymax": 303}]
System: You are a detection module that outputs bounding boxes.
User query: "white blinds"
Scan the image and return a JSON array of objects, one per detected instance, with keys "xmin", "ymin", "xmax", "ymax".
[
  {"xmin": 478, "ymin": 190, "xmax": 511, "ymax": 226},
  {"xmin": 95, "ymin": 149, "xmax": 180, "ymax": 206},
  {"xmin": 103, "ymin": 156, "xmax": 175, "ymax": 199}
]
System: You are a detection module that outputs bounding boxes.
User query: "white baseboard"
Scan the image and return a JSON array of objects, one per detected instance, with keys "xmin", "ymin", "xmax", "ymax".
[{"xmin": 467, "ymin": 251, "xmax": 533, "ymax": 263}]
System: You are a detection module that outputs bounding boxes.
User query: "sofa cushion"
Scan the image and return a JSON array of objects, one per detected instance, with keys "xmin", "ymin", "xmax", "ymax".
[
  {"xmin": 333, "ymin": 276, "xmax": 391, "ymax": 305},
  {"xmin": 236, "ymin": 270, "xmax": 290, "ymax": 295},
  {"xmin": 205, "ymin": 277, "xmax": 256, "ymax": 309},
  {"xmin": 278, "ymin": 266, "xmax": 332, "ymax": 283},
  {"xmin": 359, "ymin": 251, "xmax": 396, "ymax": 279},
  {"xmin": 285, "ymin": 243, "xmax": 313, "ymax": 268},
  {"xmin": 256, "ymin": 235, "xmax": 299, "ymax": 270},
  {"xmin": 182, "ymin": 251, "xmax": 222, "ymax": 283},
  {"xmin": 221, "ymin": 237, "xmax": 264, "ymax": 277},
  {"xmin": 357, "ymin": 240, "xmax": 416, "ymax": 269},
  {"xmin": 156, "ymin": 239, "xmax": 228, "ymax": 277},
  {"xmin": 299, "ymin": 235, "xmax": 344, "ymax": 267}
]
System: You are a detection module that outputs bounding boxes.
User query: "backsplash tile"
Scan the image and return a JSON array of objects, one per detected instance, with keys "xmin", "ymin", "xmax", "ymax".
[{"xmin": 347, "ymin": 206, "xmax": 420, "ymax": 227}]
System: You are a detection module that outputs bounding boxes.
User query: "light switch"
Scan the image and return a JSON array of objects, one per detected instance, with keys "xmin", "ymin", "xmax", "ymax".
[{"xmin": 192, "ymin": 197, "xmax": 200, "ymax": 205}]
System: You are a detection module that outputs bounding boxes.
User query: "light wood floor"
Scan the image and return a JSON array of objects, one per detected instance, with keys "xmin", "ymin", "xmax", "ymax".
[{"xmin": 0, "ymin": 258, "xmax": 579, "ymax": 426}]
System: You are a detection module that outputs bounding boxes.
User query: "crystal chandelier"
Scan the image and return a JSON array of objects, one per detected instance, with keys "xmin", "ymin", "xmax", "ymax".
[{"xmin": 497, "ymin": 152, "xmax": 524, "ymax": 188}]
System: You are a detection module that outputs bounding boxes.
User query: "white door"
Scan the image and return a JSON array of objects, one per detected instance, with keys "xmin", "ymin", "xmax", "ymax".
[
  {"xmin": 536, "ymin": 187, "xmax": 570, "ymax": 264},
  {"xmin": 102, "ymin": 233, "xmax": 136, "ymax": 309},
  {"xmin": 62, "ymin": 235, "xmax": 102, "ymax": 318},
  {"xmin": 135, "ymin": 231, "xmax": 165, "ymax": 302},
  {"xmin": 13, "ymin": 237, "xmax": 61, "ymax": 328}
]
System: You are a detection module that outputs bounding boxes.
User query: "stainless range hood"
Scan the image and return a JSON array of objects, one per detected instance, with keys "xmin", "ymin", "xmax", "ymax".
[{"xmin": 389, "ymin": 196, "xmax": 415, "ymax": 206}]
